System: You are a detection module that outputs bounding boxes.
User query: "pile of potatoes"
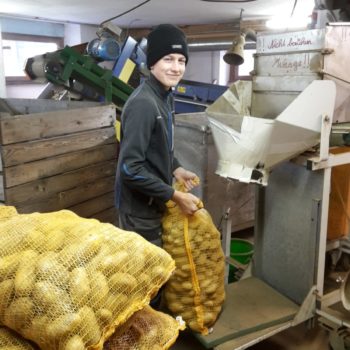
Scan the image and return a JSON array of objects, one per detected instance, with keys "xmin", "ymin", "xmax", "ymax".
[
  {"xmin": 0, "ymin": 208, "xmax": 175, "ymax": 350},
  {"xmin": 104, "ymin": 305, "xmax": 184, "ymax": 350},
  {"xmin": 0, "ymin": 327, "xmax": 38, "ymax": 350},
  {"xmin": 162, "ymin": 201, "xmax": 225, "ymax": 334}
]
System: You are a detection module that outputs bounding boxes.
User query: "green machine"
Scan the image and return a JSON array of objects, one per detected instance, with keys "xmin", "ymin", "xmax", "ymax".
[{"xmin": 25, "ymin": 45, "xmax": 134, "ymax": 110}]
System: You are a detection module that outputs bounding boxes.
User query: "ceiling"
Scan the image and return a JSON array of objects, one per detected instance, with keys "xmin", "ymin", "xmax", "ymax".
[{"xmin": 0, "ymin": 0, "xmax": 314, "ymax": 29}]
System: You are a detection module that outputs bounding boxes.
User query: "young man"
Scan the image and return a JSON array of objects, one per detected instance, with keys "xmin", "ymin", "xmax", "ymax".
[{"xmin": 115, "ymin": 24, "xmax": 200, "ymax": 245}]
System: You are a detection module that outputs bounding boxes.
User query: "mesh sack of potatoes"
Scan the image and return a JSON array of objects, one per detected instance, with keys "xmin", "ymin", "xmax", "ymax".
[
  {"xmin": 103, "ymin": 305, "xmax": 184, "ymax": 350},
  {"xmin": 0, "ymin": 327, "xmax": 39, "ymax": 350},
  {"xmin": 0, "ymin": 206, "xmax": 175, "ymax": 350},
  {"xmin": 162, "ymin": 181, "xmax": 225, "ymax": 335}
]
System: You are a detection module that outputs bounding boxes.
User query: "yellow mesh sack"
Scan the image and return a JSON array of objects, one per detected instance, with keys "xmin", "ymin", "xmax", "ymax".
[
  {"xmin": 162, "ymin": 181, "xmax": 225, "ymax": 335},
  {"xmin": 0, "ymin": 327, "xmax": 38, "ymax": 350},
  {"xmin": 0, "ymin": 206, "xmax": 175, "ymax": 350},
  {"xmin": 103, "ymin": 305, "xmax": 184, "ymax": 350}
]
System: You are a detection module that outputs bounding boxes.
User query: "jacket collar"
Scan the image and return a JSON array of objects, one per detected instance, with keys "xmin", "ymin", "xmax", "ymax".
[{"xmin": 147, "ymin": 73, "xmax": 172, "ymax": 99}]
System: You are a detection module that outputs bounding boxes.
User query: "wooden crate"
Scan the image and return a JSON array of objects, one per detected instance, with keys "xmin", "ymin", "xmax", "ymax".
[
  {"xmin": 0, "ymin": 99, "xmax": 118, "ymax": 225},
  {"xmin": 327, "ymin": 146, "xmax": 350, "ymax": 240}
]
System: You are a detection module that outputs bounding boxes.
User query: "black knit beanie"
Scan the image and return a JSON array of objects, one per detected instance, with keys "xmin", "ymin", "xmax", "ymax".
[{"xmin": 146, "ymin": 24, "xmax": 189, "ymax": 69}]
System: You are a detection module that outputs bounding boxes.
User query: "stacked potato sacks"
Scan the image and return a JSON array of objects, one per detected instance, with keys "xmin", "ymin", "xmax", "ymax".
[
  {"xmin": 0, "ymin": 206, "xmax": 175, "ymax": 350},
  {"xmin": 103, "ymin": 305, "xmax": 184, "ymax": 350},
  {"xmin": 0, "ymin": 327, "xmax": 39, "ymax": 350},
  {"xmin": 162, "ymin": 181, "xmax": 226, "ymax": 334}
]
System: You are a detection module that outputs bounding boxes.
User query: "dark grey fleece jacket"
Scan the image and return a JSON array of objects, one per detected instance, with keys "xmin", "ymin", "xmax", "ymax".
[{"xmin": 115, "ymin": 74, "xmax": 181, "ymax": 218}]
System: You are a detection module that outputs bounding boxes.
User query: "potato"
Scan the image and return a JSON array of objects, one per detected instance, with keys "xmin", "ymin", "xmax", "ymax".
[
  {"xmin": 203, "ymin": 300, "xmax": 215, "ymax": 308},
  {"xmin": 168, "ymin": 301, "xmax": 184, "ymax": 314},
  {"xmin": 46, "ymin": 312, "xmax": 81, "ymax": 341},
  {"xmin": 45, "ymin": 229, "xmax": 66, "ymax": 251},
  {"xmin": 22, "ymin": 315, "xmax": 50, "ymax": 347},
  {"xmin": 168, "ymin": 246, "xmax": 185, "ymax": 256},
  {"xmin": 164, "ymin": 289, "xmax": 179, "ymax": 302},
  {"xmin": 23, "ymin": 229, "xmax": 43, "ymax": 251},
  {"xmin": 69, "ymin": 267, "xmax": 91, "ymax": 307},
  {"xmin": 0, "ymin": 279, "xmax": 14, "ymax": 319},
  {"xmin": 136, "ymin": 272, "xmax": 151, "ymax": 291},
  {"xmin": 167, "ymin": 281, "xmax": 182, "ymax": 293},
  {"xmin": 32, "ymin": 281, "xmax": 73, "ymax": 313},
  {"xmin": 180, "ymin": 309, "xmax": 195, "ymax": 320},
  {"xmin": 188, "ymin": 320, "xmax": 203, "ymax": 333},
  {"xmin": 0, "ymin": 253, "xmax": 20, "ymax": 281},
  {"xmin": 59, "ymin": 234, "xmax": 102, "ymax": 270},
  {"xmin": 108, "ymin": 272, "xmax": 137, "ymax": 294},
  {"xmin": 203, "ymin": 312, "xmax": 217, "ymax": 325},
  {"xmin": 63, "ymin": 335, "xmax": 85, "ymax": 350},
  {"xmin": 181, "ymin": 281, "xmax": 193, "ymax": 291},
  {"xmin": 150, "ymin": 265, "xmax": 170, "ymax": 282},
  {"xmin": 89, "ymin": 271, "xmax": 109, "ymax": 309},
  {"xmin": 36, "ymin": 252, "xmax": 69, "ymax": 286},
  {"xmin": 78, "ymin": 306, "xmax": 101, "ymax": 346},
  {"xmin": 180, "ymin": 296, "xmax": 194, "ymax": 306},
  {"xmin": 4, "ymin": 297, "xmax": 34, "ymax": 332},
  {"xmin": 199, "ymin": 279, "xmax": 211, "ymax": 289},
  {"xmin": 203, "ymin": 283, "xmax": 217, "ymax": 295},
  {"xmin": 105, "ymin": 292, "xmax": 128, "ymax": 311},
  {"xmin": 98, "ymin": 252, "xmax": 129, "ymax": 276},
  {"xmin": 95, "ymin": 308, "xmax": 113, "ymax": 327},
  {"xmin": 14, "ymin": 250, "xmax": 38, "ymax": 296},
  {"xmin": 85, "ymin": 244, "xmax": 110, "ymax": 273}
]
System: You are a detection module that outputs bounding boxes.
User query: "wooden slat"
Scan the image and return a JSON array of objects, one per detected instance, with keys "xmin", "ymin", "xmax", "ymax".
[
  {"xmin": 4, "ymin": 144, "xmax": 117, "ymax": 188},
  {"xmin": 16, "ymin": 175, "xmax": 115, "ymax": 214},
  {"xmin": 1, "ymin": 127, "xmax": 115, "ymax": 167},
  {"xmin": 0, "ymin": 175, "xmax": 3, "ymax": 201},
  {"xmin": 0, "ymin": 105, "xmax": 116, "ymax": 144},
  {"xmin": 91, "ymin": 206, "xmax": 118, "ymax": 225},
  {"xmin": 68, "ymin": 192, "xmax": 115, "ymax": 218},
  {"xmin": 5, "ymin": 161, "xmax": 116, "ymax": 205},
  {"xmin": 0, "ymin": 98, "xmax": 99, "ymax": 116}
]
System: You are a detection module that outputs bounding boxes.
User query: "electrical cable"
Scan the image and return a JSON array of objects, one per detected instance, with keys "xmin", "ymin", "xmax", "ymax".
[
  {"xmin": 100, "ymin": 0, "xmax": 151, "ymax": 25},
  {"xmin": 200, "ymin": 0, "xmax": 256, "ymax": 3},
  {"xmin": 290, "ymin": 0, "xmax": 298, "ymax": 17}
]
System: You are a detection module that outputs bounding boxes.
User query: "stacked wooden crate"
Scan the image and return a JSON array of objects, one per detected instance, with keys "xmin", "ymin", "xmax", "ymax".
[{"xmin": 0, "ymin": 98, "xmax": 118, "ymax": 225}]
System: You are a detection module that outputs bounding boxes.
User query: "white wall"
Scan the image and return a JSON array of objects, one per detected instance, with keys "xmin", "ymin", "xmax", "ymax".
[
  {"xmin": 64, "ymin": 23, "xmax": 98, "ymax": 46},
  {"xmin": 2, "ymin": 18, "xmax": 99, "ymax": 99},
  {"xmin": 6, "ymin": 84, "xmax": 45, "ymax": 99},
  {"xmin": 184, "ymin": 50, "xmax": 223, "ymax": 84},
  {"xmin": 0, "ymin": 21, "xmax": 6, "ymax": 97},
  {"xmin": 183, "ymin": 50, "xmax": 229, "ymax": 86}
]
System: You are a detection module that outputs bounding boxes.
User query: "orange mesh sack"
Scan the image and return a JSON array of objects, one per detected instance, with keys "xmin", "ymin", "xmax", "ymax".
[
  {"xmin": 0, "ymin": 327, "xmax": 38, "ymax": 350},
  {"xmin": 162, "ymin": 181, "xmax": 225, "ymax": 334},
  {"xmin": 0, "ymin": 206, "xmax": 175, "ymax": 350},
  {"xmin": 103, "ymin": 305, "xmax": 185, "ymax": 350}
]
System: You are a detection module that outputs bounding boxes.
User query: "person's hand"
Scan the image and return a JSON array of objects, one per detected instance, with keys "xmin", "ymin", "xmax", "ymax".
[
  {"xmin": 172, "ymin": 190, "xmax": 200, "ymax": 216},
  {"xmin": 173, "ymin": 167, "xmax": 199, "ymax": 192}
]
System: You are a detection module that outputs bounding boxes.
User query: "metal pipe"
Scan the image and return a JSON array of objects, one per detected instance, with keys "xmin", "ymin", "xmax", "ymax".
[
  {"xmin": 316, "ymin": 309, "xmax": 350, "ymax": 328},
  {"xmin": 188, "ymin": 41, "xmax": 256, "ymax": 52}
]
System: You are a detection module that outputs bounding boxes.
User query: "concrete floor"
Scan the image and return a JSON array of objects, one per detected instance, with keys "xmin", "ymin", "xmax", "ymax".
[{"xmin": 170, "ymin": 323, "xmax": 331, "ymax": 350}]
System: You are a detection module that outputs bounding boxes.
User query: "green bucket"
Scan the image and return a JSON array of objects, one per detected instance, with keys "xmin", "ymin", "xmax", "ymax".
[{"xmin": 229, "ymin": 238, "xmax": 254, "ymax": 283}]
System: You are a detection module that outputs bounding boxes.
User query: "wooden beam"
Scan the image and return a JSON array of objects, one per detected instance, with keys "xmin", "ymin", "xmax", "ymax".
[{"xmin": 127, "ymin": 20, "xmax": 268, "ymax": 41}]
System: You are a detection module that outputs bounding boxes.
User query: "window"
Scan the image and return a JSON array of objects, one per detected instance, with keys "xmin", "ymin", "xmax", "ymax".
[
  {"xmin": 238, "ymin": 48, "xmax": 256, "ymax": 77},
  {"xmin": 228, "ymin": 47, "xmax": 256, "ymax": 83},
  {"xmin": 2, "ymin": 33, "xmax": 63, "ymax": 83}
]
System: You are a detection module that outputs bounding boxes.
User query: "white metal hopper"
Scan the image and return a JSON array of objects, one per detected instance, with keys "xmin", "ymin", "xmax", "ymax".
[{"xmin": 207, "ymin": 80, "xmax": 336, "ymax": 185}]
